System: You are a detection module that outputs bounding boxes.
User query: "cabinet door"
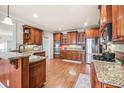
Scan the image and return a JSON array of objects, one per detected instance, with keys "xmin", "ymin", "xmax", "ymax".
[
  {"xmin": 29, "ymin": 60, "xmax": 46, "ymax": 88},
  {"xmin": 85, "ymin": 28, "xmax": 100, "ymax": 38},
  {"xmin": 60, "ymin": 50, "xmax": 66, "ymax": 59},
  {"xmin": 35, "ymin": 30, "xmax": 42, "ymax": 45},
  {"xmin": 67, "ymin": 32, "xmax": 77, "ymax": 44},
  {"xmin": 118, "ymin": 6, "xmax": 124, "ymax": 40},
  {"xmin": 112, "ymin": 5, "xmax": 118, "ymax": 40},
  {"xmin": 112, "ymin": 5, "xmax": 124, "ymax": 42},
  {"xmin": 30, "ymin": 28, "xmax": 35, "ymax": 44},
  {"xmin": 54, "ymin": 33, "xmax": 61, "ymax": 41},
  {"xmin": 61, "ymin": 34, "xmax": 68, "ymax": 45},
  {"xmin": 67, "ymin": 33, "xmax": 71, "ymax": 44},
  {"xmin": 42, "ymin": 60, "xmax": 46, "ymax": 82},
  {"xmin": 71, "ymin": 32, "xmax": 77, "ymax": 44},
  {"xmin": 77, "ymin": 32, "xmax": 85, "ymax": 44},
  {"xmin": 100, "ymin": 5, "xmax": 107, "ymax": 25},
  {"xmin": 100, "ymin": 5, "xmax": 112, "ymax": 25}
]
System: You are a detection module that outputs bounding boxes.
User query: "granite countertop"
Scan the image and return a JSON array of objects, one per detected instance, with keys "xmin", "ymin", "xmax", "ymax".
[
  {"xmin": 0, "ymin": 51, "xmax": 31, "ymax": 60},
  {"xmin": 0, "ymin": 50, "xmax": 45, "ymax": 61},
  {"xmin": 93, "ymin": 61, "xmax": 124, "ymax": 87},
  {"xmin": 29, "ymin": 55, "xmax": 45, "ymax": 63}
]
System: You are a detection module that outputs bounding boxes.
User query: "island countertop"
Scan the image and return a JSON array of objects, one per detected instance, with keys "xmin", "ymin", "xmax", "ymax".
[
  {"xmin": 0, "ymin": 50, "xmax": 45, "ymax": 61},
  {"xmin": 93, "ymin": 61, "xmax": 124, "ymax": 87},
  {"xmin": 0, "ymin": 51, "xmax": 31, "ymax": 60}
]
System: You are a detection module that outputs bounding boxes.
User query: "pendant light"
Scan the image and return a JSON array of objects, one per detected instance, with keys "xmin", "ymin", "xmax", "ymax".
[{"xmin": 2, "ymin": 5, "xmax": 14, "ymax": 25}]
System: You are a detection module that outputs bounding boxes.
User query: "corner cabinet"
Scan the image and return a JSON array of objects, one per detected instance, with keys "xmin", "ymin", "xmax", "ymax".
[
  {"xmin": 23, "ymin": 25, "xmax": 43, "ymax": 45},
  {"xmin": 112, "ymin": 5, "xmax": 124, "ymax": 43}
]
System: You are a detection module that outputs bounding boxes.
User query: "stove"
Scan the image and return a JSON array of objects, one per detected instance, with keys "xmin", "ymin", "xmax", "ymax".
[{"xmin": 93, "ymin": 52, "xmax": 115, "ymax": 62}]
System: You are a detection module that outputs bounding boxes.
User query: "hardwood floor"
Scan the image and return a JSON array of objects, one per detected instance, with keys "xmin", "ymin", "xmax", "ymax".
[{"xmin": 43, "ymin": 59, "xmax": 90, "ymax": 88}]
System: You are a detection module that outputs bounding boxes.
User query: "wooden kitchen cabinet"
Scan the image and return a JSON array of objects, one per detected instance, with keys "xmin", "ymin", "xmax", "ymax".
[
  {"xmin": 85, "ymin": 28, "xmax": 100, "ymax": 38},
  {"xmin": 54, "ymin": 33, "xmax": 62, "ymax": 41},
  {"xmin": 60, "ymin": 31, "xmax": 85, "ymax": 45},
  {"xmin": 34, "ymin": 29, "xmax": 42, "ymax": 45},
  {"xmin": 67, "ymin": 31, "xmax": 77, "ymax": 44},
  {"xmin": 61, "ymin": 34, "xmax": 68, "ymax": 45},
  {"xmin": 29, "ymin": 59, "xmax": 46, "ymax": 88},
  {"xmin": 60, "ymin": 50, "xmax": 66, "ymax": 59},
  {"xmin": 23, "ymin": 25, "xmax": 42, "ymax": 45},
  {"xmin": 60, "ymin": 50, "xmax": 83, "ymax": 61},
  {"xmin": 112, "ymin": 5, "xmax": 124, "ymax": 43},
  {"xmin": 0, "ymin": 57, "xmax": 29, "ymax": 88},
  {"xmin": 77, "ymin": 32, "xmax": 85, "ymax": 44},
  {"xmin": 100, "ymin": 5, "xmax": 112, "ymax": 28}
]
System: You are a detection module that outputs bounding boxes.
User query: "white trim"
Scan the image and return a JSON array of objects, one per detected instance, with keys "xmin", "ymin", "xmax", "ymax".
[{"xmin": 62, "ymin": 59, "xmax": 81, "ymax": 64}]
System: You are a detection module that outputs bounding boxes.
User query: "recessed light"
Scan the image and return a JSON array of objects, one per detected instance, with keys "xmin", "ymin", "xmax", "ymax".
[
  {"xmin": 84, "ymin": 23, "xmax": 87, "ymax": 26},
  {"xmin": 59, "ymin": 28, "xmax": 62, "ymax": 31},
  {"xmin": 33, "ymin": 14, "xmax": 38, "ymax": 18}
]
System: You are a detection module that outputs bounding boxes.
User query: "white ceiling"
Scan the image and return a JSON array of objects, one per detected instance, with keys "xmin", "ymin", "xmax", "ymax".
[{"xmin": 0, "ymin": 5, "xmax": 99, "ymax": 32}]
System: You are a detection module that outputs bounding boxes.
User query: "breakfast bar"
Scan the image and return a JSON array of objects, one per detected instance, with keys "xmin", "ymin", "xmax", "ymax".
[{"xmin": 0, "ymin": 51, "xmax": 46, "ymax": 88}]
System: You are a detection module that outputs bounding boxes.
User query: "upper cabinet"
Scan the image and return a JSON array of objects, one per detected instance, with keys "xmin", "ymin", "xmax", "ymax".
[
  {"xmin": 54, "ymin": 31, "xmax": 85, "ymax": 45},
  {"xmin": 112, "ymin": 5, "xmax": 124, "ymax": 43},
  {"xmin": 85, "ymin": 28, "xmax": 100, "ymax": 38},
  {"xmin": 77, "ymin": 32, "xmax": 85, "ymax": 44},
  {"xmin": 23, "ymin": 25, "xmax": 43, "ymax": 45},
  {"xmin": 53, "ymin": 33, "xmax": 61, "ymax": 41},
  {"xmin": 67, "ymin": 31, "xmax": 77, "ymax": 44},
  {"xmin": 100, "ymin": 5, "xmax": 112, "ymax": 31},
  {"xmin": 61, "ymin": 33, "xmax": 68, "ymax": 45},
  {"xmin": 34, "ymin": 29, "xmax": 42, "ymax": 45}
]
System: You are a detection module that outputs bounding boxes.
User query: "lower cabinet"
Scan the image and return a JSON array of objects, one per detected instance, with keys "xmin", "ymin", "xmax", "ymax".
[
  {"xmin": 60, "ymin": 50, "xmax": 83, "ymax": 61},
  {"xmin": 29, "ymin": 59, "xmax": 46, "ymax": 88}
]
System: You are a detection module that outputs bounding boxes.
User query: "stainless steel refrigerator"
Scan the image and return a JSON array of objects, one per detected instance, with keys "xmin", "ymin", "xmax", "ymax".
[
  {"xmin": 86, "ymin": 38, "xmax": 99, "ymax": 63},
  {"xmin": 54, "ymin": 41, "xmax": 60, "ymax": 55}
]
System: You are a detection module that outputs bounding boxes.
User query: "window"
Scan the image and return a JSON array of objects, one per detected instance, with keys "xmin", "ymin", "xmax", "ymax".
[{"xmin": 0, "ymin": 41, "xmax": 7, "ymax": 51}]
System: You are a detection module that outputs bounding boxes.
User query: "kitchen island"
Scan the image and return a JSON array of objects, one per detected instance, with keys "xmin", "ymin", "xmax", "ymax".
[
  {"xmin": 0, "ymin": 51, "xmax": 46, "ymax": 88},
  {"xmin": 91, "ymin": 60, "xmax": 124, "ymax": 88}
]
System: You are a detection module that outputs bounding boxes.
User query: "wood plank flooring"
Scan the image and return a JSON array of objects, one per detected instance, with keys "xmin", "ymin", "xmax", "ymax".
[{"xmin": 43, "ymin": 59, "xmax": 90, "ymax": 88}]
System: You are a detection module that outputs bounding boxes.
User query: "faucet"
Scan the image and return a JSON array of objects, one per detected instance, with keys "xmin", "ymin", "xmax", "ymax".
[{"xmin": 19, "ymin": 44, "xmax": 25, "ymax": 53}]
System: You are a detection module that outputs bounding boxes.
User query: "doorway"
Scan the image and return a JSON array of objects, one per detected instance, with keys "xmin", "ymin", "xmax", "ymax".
[{"xmin": 43, "ymin": 36, "xmax": 50, "ymax": 60}]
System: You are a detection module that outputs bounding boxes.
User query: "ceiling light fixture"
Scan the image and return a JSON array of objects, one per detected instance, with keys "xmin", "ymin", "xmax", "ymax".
[
  {"xmin": 2, "ymin": 5, "xmax": 14, "ymax": 25},
  {"xmin": 33, "ymin": 14, "xmax": 38, "ymax": 18}
]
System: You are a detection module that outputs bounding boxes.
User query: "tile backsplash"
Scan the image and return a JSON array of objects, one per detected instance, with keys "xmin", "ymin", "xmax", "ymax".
[
  {"xmin": 16, "ymin": 44, "xmax": 42, "ymax": 51},
  {"xmin": 61, "ymin": 45, "xmax": 82, "ymax": 50},
  {"xmin": 107, "ymin": 42, "xmax": 124, "ymax": 52}
]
